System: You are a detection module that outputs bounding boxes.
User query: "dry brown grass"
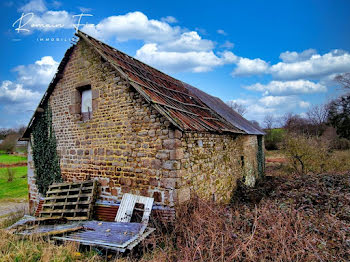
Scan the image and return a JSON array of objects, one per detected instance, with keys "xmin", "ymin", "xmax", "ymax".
[
  {"xmin": 142, "ymin": 171, "xmax": 350, "ymax": 262},
  {"xmin": 1, "ymin": 155, "xmax": 349, "ymax": 261}
]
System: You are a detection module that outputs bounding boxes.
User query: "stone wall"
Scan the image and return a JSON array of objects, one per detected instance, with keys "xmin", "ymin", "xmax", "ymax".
[
  {"xmin": 178, "ymin": 133, "xmax": 262, "ymax": 204},
  {"xmin": 27, "ymin": 38, "xmax": 264, "ymax": 218},
  {"xmin": 46, "ymin": 40, "xmax": 181, "ymax": 211},
  {"xmin": 27, "ymin": 139, "xmax": 42, "ymax": 213}
]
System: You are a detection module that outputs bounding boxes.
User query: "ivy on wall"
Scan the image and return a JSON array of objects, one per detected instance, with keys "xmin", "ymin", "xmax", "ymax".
[{"xmin": 32, "ymin": 103, "xmax": 62, "ymax": 195}]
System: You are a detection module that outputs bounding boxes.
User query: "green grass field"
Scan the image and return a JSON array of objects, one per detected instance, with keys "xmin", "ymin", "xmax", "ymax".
[
  {"xmin": 0, "ymin": 154, "xmax": 27, "ymax": 164},
  {"xmin": 0, "ymin": 153, "xmax": 28, "ymax": 200},
  {"xmin": 0, "ymin": 166, "xmax": 28, "ymax": 200}
]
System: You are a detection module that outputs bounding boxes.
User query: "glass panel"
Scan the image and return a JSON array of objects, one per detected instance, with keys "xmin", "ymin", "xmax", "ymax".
[{"xmin": 81, "ymin": 89, "xmax": 92, "ymax": 113}]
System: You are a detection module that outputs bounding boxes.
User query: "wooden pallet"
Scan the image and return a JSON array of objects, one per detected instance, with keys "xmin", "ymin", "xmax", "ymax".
[{"xmin": 39, "ymin": 180, "xmax": 97, "ymax": 220}]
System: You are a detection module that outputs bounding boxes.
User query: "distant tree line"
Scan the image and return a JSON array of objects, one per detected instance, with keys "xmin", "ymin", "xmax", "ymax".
[
  {"xmin": 263, "ymin": 72, "xmax": 350, "ymax": 150},
  {"xmin": 0, "ymin": 126, "xmax": 26, "ymax": 153}
]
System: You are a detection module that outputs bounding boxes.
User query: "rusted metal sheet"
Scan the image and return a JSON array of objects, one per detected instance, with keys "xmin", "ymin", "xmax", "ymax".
[
  {"xmin": 53, "ymin": 193, "xmax": 155, "ymax": 252},
  {"xmin": 94, "ymin": 205, "xmax": 119, "ymax": 221},
  {"xmin": 54, "ymin": 222, "xmax": 155, "ymax": 252},
  {"xmin": 183, "ymin": 83, "xmax": 265, "ymax": 135},
  {"xmin": 77, "ymin": 31, "xmax": 246, "ymax": 134}
]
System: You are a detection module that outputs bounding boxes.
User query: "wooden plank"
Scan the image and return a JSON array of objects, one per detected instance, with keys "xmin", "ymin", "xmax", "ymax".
[
  {"xmin": 42, "ymin": 200, "xmax": 91, "ymax": 207},
  {"xmin": 40, "ymin": 208, "xmax": 89, "ymax": 214},
  {"xmin": 46, "ymin": 186, "xmax": 94, "ymax": 194},
  {"xmin": 50, "ymin": 180, "xmax": 94, "ymax": 188},
  {"xmin": 115, "ymin": 193, "xmax": 154, "ymax": 225},
  {"xmin": 44, "ymin": 194, "xmax": 91, "ymax": 200}
]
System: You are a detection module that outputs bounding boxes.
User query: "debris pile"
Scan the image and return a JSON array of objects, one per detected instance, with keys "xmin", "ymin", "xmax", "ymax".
[{"xmin": 7, "ymin": 180, "xmax": 155, "ymax": 253}]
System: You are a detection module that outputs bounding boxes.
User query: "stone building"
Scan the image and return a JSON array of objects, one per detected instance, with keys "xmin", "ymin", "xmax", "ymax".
[{"xmin": 21, "ymin": 31, "xmax": 265, "ymax": 221}]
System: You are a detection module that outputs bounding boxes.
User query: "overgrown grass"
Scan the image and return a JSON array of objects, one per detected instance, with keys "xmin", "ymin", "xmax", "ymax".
[
  {"xmin": 0, "ymin": 231, "xmax": 103, "ymax": 262},
  {"xmin": 0, "ymin": 166, "xmax": 28, "ymax": 200},
  {"xmin": 0, "ymin": 154, "xmax": 27, "ymax": 164},
  {"xmin": 0, "ymin": 211, "xmax": 134, "ymax": 262}
]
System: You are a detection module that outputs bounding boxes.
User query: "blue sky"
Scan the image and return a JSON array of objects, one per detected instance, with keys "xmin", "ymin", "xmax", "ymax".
[{"xmin": 1, "ymin": 0, "xmax": 350, "ymax": 128}]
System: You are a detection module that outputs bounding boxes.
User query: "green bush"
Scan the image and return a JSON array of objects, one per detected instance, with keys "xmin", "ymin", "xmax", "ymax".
[
  {"xmin": 32, "ymin": 104, "xmax": 62, "ymax": 195},
  {"xmin": 264, "ymin": 128, "xmax": 285, "ymax": 150}
]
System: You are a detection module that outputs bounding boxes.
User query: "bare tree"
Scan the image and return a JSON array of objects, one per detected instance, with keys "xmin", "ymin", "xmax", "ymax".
[
  {"xmin": 0, "ymin": 133, "xmax": 19, "ymax": 153},
  {"xmin": 335, "ymin": 73, "xmax": 350, "ymax": 89},
  {"xmin": 226, "ymin": 101, "xmax": 247, "ymax": 116},
  {"xmin": 306, "ymin": 104, "xmax": 329, "ymax": 126},
  {"xmin": 263, "ymin": 114, "xmax": 275, "ymax": 130}
]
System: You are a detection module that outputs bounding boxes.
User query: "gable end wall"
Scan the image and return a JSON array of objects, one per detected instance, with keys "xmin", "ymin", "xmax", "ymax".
[{"xmin": 27, "ymin": 39, "xmax": 264, "ymax": 219}]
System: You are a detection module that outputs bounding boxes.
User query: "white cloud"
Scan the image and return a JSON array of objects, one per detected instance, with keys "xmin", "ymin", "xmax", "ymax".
[
  {"xmin": 13, "ymin": 56, "xmax": 59, "ymax": 87},
  {"xmin": 19, "ymin": 0, "xmax": 46, "ymax": 13},
  {"xmin": 217, "ymin": 29, "xmax": 227, "ymax": 35},
  {"xmin": 227, "ymin": 98, "xmax": 276, "ymax": 120},
  {"xmin": 259, "ymin": 95, "xmax": 307, "ymax": 108},
  {"xmin": 80, "ymin": 11, "xmax": 239, "ymax": 73},
  {"xmin": 220, "ymin": 40, "xmax": 234, "ymax": 49},
  {"xmin": 0, "ymin": 80, "xmax": 40, "ymax": 102},
  {"xmin": 299, "ymin": 101, "xmax": 310, "ymax": 108},
  {"xmin": 279, "ymin": 49, "xmax": 317, "ymax": 63},
  {"xmin": 81, "ymin": 11, "xmax": 241, "ymax": 72},
  {"xmin": 230, "ymin": 49, "xmax": 350, "ymax": 81},
  {"xmin": 270, "ymin": 49, "xmax": 350, "ymax": 80},
  {"xmin": 245, "ymin": 80, "xmax": 327, "ymax": 96},
  {"xmin": 82, "ymin": 11, "xmax": 180, "ymax": 43},
  {"xmin": 0, "ymin": 56, "xmax": 59, "ymax": 127},
  {"xmin": 28, "ymin": 10, "xmax": 74, "ymax": 31},
  {"xmin": 135, "ymin": 44, "xmax": 237, "ymax": 73},
  {"xmin": 232, "ymin": 57, "xmax": 269, "ymax": 76},
  {"xmin": 161, "ymin": 16, "xmax": 177, "ymax": 23},
  {"xmin": 227, "ymin": 95, "xmax": 310, "ymax": 124},
  {"xmin": 159, "ymin": 31, "xmax": 214, "ymax": 52}
]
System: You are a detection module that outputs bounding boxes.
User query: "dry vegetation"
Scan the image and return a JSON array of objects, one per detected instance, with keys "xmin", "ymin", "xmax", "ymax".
[
  {"xmin": 143, "ymin": 170, "xmax": 350, "ymax": 262},
  {"xmin": 4, "ymin": 170, "xmax": 348, "ymax": 261},
  {"xmin": 1, "ymin": 140, "xmax": 349, "ymax": 261}
]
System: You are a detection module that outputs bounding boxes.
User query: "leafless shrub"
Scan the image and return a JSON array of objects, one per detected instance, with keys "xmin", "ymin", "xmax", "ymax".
[
  {"xmin": 335, "ymin": 72, "xmax": 350, "ymax": 90},
  {"xmin": 171, "ymin": 193, "xmax": 350, "ymax": 262},
  {"xmin": 0, "ymin": 134, "xmax": 19, "ymax": 154},
  {"xmin": 263, "ymin": 114, "xmax": 275, "ymax": 130},
  {"xmin": 6, "ymin": 168, "xmax": 15, "ymax": 182}
]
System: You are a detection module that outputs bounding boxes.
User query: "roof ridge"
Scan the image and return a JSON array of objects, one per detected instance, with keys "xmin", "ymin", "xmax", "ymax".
[
  {"xmin": 76, "ymin": 30, "xmax": 185, "ymax": 89},
  {"xmin": 77, "ymin": 30, "xmax": 246, "ymax": 133}
]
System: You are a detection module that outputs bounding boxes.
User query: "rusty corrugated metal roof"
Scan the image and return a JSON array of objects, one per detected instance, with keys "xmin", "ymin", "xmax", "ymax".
[
  {"xmin": 77, "ymin": 31, "xmax": 246, "ymax": 134},
  {"xmin": 21, "ymin": 31, "xmax": 264, "ymax": 139},
  {"xmin": 183, "ymin": 83, "xmax": 265, "ymax": 135}
]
